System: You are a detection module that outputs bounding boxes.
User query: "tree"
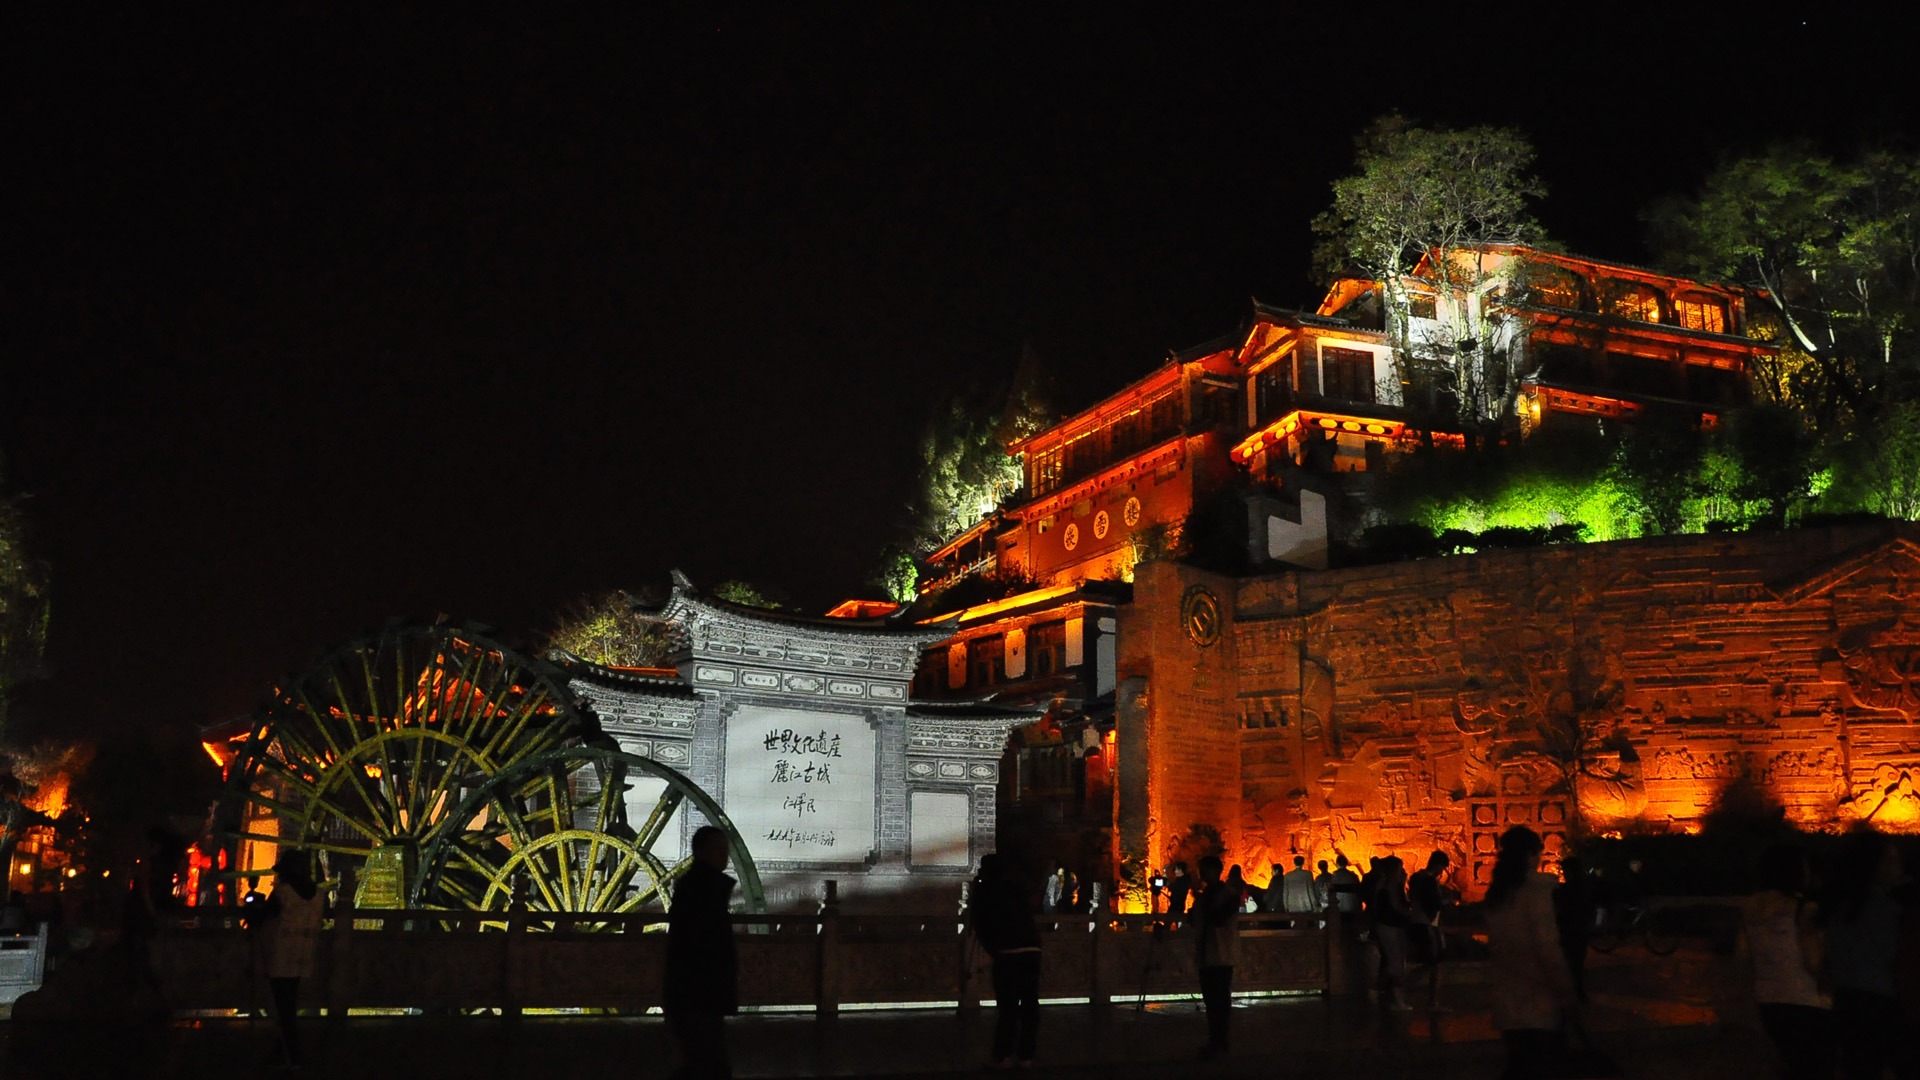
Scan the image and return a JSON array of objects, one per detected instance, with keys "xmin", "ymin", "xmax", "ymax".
[
  {"xmin": 0, "ymin": 467, "xmax": 50, "ymax": 744},
  {"xmin": 1838, "ymin": 399, "xmax": 1920, "ymax": 521},
  {"xmin": 544, "ymin": 580, "xmax": 780, "ymax": 668},
  {"xmin": 711, "ymin": 580, "xmax": 780, "ymax": 609},
  {"xmin": 1314, "ymin": 115, "xmax": 1548, "ymax": 431},
  {"xmin": 543, "ymin": 590, "xmax": 677, "ymax": 667},
  {"xmin": 881, "ymin": 347, "xmax": 1054, "ymax": 601},
  {"xmin": 1649, "ymin": 144, "xmax": 1920, "ymax": 435}
]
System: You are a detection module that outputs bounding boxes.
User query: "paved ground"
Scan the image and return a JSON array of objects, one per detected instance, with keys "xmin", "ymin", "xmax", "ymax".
[{"xmin": 0, "ymin": 948, "xmax": 1777, "ymax": 1079}]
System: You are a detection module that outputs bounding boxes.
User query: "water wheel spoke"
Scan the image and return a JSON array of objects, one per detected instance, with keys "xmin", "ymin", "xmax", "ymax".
[
  {"xmin": 637, "ymin": 788, "xmax": 686, "ymax": 851},
  {"xmin": 587, "ymin": 846, "xmax": 644, "ymax": 910},
  {"xmin": 629, "ymin": 852, "xmax": 683, "ymax": 908}
]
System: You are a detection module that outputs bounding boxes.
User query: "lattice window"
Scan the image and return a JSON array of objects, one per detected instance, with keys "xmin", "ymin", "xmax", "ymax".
[
  {"xmin": 1320, "ymin": 346, "xmax": 1377, "ymax": 403},
  {"xmin": 1675, "ymin": 293, "xmax": 1728, "ymax": 334}
]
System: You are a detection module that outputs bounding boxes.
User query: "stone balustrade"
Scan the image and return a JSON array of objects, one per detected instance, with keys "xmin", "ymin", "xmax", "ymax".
[{"xmin": 131, "ymin": 908, "xmax": 1330, "ymax": 1017}]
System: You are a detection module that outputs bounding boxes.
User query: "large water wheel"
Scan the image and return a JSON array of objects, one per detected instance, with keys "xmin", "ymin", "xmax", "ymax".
[
  {"xmin": 214, "ymin": 623, "xmax": 762, "ymax": 915},
  {"xmin": 415, "ymin": 745, "xmax": 766, "ymax": 916}
]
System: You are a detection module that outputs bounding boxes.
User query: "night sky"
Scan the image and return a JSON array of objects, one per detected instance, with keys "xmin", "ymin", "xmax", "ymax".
[{"xmin": 5, "ymin": 10, "xmax": 1913, "ymax": 749}]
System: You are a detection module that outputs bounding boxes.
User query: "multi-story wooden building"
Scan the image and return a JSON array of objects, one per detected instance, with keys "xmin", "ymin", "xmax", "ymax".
[{"xmin": 906, "ymin": 245, "xmax": 1776, "ymax": 893}]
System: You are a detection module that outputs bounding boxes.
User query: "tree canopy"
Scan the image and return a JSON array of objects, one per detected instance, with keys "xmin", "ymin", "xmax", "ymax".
[
  {"xmin": 0, "ymin": 467, "xmax": 50, "ymax": 744},
  {"xmin": 1314, "ymin": 115, "xmax": 1548, "ymax": 429},
  {"xmin": 877, "ymin": 347, "xmax": 1053, "ymax": 601},
  {"xmin": 543, "ymin": 580, "xmax": 780, "ymax": 668},
  {"xmin": 1650, "ymin": 144, "xmax": 1920, "ymax": 433},
  {"xmin": 544, "ymin": 590, "xmax": 677, "ymax": 668}
]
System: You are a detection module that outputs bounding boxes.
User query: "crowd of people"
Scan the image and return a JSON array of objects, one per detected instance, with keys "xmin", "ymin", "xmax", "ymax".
[{"xmin": 948, "ymin": 827, "xmax": 1920, "ymax": 1078}]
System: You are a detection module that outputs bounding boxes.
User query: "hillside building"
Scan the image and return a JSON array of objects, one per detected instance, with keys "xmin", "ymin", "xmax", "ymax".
[{"xmin": 907, "ymin": 246, "xmax": 1778, "ymax": 893}]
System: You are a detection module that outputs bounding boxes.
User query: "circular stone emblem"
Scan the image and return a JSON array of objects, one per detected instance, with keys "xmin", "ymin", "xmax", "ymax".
[
  {"xmin": 1063, "ymin": 522, "xmax": 1080, "ymax": 551},
  {"xmin": 1181, "ymin": 585, "xmax": 1222, "ymax": 648},
  {"xmin": 1123, "ymin": 496, "xmax": 1142, "ymax": 527},
  {"xmin": 1092, "ymin": 510, "xmax": 1110, "ymax": 540}
]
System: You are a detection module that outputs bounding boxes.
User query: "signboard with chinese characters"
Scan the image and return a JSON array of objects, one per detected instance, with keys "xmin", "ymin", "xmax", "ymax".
[{"xmin": 723, "ymin": 707, "xmax": 877, "ymax": 865}]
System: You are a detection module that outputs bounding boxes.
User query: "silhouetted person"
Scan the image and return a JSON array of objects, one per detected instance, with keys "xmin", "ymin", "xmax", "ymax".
[
  {"xmin": 1554, "ymin": 856, "xmax": 1598, "ymax": 1003},
  {"xmin": 1314, "ymin": 860, "xmax": 1334, "ymax": 911},
  {"xmin": 968, "ymin": 854, "xmax": 1041, "ymax": 1068},
  {"xmin": 1043, "ymin": 866, "xmax": 1068, "ymax": 913},
  {"xmin": 1745, "ymin": 843, "xmax": 1833, "ymax": 1080},
  {"xmin": 1166, "ymin": 862, "xmax": 1191, "ymax": 919},
  {"xmin": 1825, "ymin": 830, "xmax": 1916, "ymax": 1080},
  {"xmin": 0, "ymin": 892, "xmax": 28, "ymax": 934},
  {"xmin": 1367, "ymin": 855, "xmax": 1413, "ymax": 1010},
  {"xmin": 1226, "ymin": 864, "xmax": 1256, "ymax": 913},
  {"xmin": 1330, "ymin": 854, "xmax": 1362, "ymax": 920},
  {"xmin": 1484, "ymin": 827, "xmax": 1577, "ymax": 1079},
  {"xmin": 666, "ymin": 826, "xmax": 739, "ymax": 1079},
  {"xmin": 118, "ymin": 827, "xmax": 184, "ymax": 997},
  {"xmin": 257, "ymin": 852, "xmax": 325, "ymax": 1069},
  {"xmin": 1281, "ymin": 855, "xmax": 1317, "ymax": 916},
  {"xmin": 1409, "ymin": 850, "xmax": 1452, "ymax": 1006},
  {"xmin": 1192, "ymin": 855, "xmax": 1239, "ymax": 1059}
]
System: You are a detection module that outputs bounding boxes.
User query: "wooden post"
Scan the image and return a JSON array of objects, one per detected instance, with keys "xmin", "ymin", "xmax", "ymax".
[
  {"xmin": 326, "ymin": 865, "xmax": 356, "ymax": 1021},
  {"xmin": 816, "ymin": 880, "xmax": 840, "ymax": 1019},
  {"xmin": 502, "ymin": 877, "xmax": 527, "ymax": 1021},
  {"xmin": 956, "ymin": 913, "xmax": 980, "ymax": 1016},
  {"xmin": 1089, "ymin": 914, "xmax": 1109, "ymax": 1008}
]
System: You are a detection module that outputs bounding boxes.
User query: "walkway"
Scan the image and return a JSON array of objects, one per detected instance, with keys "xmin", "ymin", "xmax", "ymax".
[{"xmin": 1, "ymin": 948, "xmax": 1773, "ymax": 1079}]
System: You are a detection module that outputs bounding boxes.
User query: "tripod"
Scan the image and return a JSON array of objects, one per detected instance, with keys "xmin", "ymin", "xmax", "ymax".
[{"xmin": 1133, "ymin": 919, "xmax": 1174, "ymax": 1014}]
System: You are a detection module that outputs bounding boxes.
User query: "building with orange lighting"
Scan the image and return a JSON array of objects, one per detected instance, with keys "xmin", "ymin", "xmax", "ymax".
[
  {"xmin": 910, "ymin": 245, "xmax": 1779, "ymax": 898},
  {"xmin": 1114, "ymin": 522, "xmax": 1920, "ymax": 904}
]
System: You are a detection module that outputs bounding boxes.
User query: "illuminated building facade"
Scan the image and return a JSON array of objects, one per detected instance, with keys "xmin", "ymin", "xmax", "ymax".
[
  {"xmin": 1116, "ymin": 523, "xmax": 1920, "ymax": 902},
  {"xmin": 563, "ymin": 575, "xmax": 1036, "ymax": 911},
  {"xmin": 911, "ymin": 246, "xmax": 1780, "ymax": 896}
]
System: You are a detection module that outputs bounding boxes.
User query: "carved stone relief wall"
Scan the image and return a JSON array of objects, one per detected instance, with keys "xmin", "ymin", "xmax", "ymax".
[{"xmin": 1123, "ymin": 527, "xmax": 1920, "ymax": 900}]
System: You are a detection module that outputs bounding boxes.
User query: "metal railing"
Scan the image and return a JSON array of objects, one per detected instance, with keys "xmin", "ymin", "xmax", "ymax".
[
  {"xmin": 1, "ymin": 924, "xmax": 49, "ymax": 1006},
  {"xmin": 143, "ymin": 907, "xmax": 1331, "ymax": 1017}
]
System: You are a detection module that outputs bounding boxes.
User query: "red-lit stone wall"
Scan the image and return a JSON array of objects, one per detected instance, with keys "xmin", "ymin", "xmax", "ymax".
[
  {"xmin": 1117, "ymin": 562, "xmax": 1244, "ymax": 883},
  {"xmin": 1120, "ymin": 524, "xmax": 1920, "ymax": 898}
]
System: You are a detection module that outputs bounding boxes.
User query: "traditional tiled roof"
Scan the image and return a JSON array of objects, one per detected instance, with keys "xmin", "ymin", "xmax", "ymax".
[
  {"xmin": 1250, "ymin": 300, "xmax": 1379, "ymax": 333},
  {"xmin": 905, "ymin": 699, "xmax": 1049, "ymax": 720},
  {"xmin": 549, "ymin": 652, "xmax": 698, "ymax": 697},
  {"xmin": 653, "ymin": 570, "xmax": 957, "ymax": 643}
]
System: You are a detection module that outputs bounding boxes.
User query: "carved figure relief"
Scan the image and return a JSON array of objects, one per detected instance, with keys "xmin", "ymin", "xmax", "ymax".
[
  {"xmin": 1838, "ymin": 628, "xmax": 1920, "ymax": 717},
  {"xmin": 1855, "ymin": 763, "xmax": 1920, "ymax": 825},
  {"xmin": 1575, "ymin": 747, "xmax": 1647, "ymax": 822}
]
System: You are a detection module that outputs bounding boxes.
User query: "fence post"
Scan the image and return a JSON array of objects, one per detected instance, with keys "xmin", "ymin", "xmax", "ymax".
[
  {"xmin": 956, "ymin": 923, "xmax": 979, "ymax": 1016},
  {"xmin": 816, "ymin": 880, "xmax": 840, "ymax": 1020},
  {"xmin": 1089, "ymin": 914, "xmax": 1109, "ymax": 1008},
  {"xmin": 326, "ymin": 865, "xmax": 356, "ymax": 1021},
  {"xmin": 502, "ymin": 878, "xmax": 527, "ymax": 1021},
  {"xmin": 1320, "ymin": 917, "xmax": 1333, "ymax": 996}
]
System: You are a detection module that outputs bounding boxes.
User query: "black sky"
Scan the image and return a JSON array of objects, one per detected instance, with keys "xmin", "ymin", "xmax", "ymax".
[{"xmin": 4, "ymin": 9, "xmax": 1913, "ymax": 745}]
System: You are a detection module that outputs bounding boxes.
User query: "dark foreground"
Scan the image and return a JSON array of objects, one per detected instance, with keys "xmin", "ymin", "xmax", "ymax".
[{"xmin": 1, "ymin": 948, "xmax": 1777, "ymax": 1080}]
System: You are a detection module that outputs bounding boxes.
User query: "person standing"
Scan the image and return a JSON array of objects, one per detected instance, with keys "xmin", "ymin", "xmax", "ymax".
[
  {"xmin": 1367, "ymin": 855, "xmax": 1414, "ymax": 1010},
  {"xmin": 1043, "ymin": 867, "xmax": 1066, "ymax": 914},
  {"xmin": 1166, "ymin": 863, "xmax": 1191, "ymax": 920},
  {"xmin": 257, "ymin": 851, "xmax": 325, "ymax": 1069},
  {"xmin": 1408, "ymin": 851, "xmax": 1453, "ymax": 1007},
  {"xmin": 1744, "ymin": 844, "xmax": 1833, "ymax": 1080},
  {"xmin": 1825, "ymin": 830, "xmax": 1916, "ymax": 1080},
  {"xmin": 1330, "ymin": 854, "xmax": 1362, "ymax": 919},
  {"xmin": 1554, "ymin": 856, "xmax": 1599, "ymax": 1003},
  {"xmin": 968, "ymin": 854, "xmax": 1042, "ymax": 1069},
  {"xmin": 1313, "ymin": 860, "xmax": 1335, "ymax": 912},
  {"xmin": 1191, "ymin": 855, "xmax": 1239, "ymax": 1059},
  {"xmin": 1280, "ymin": 855, "xmax": 1317, "ymax": 918},
  {"xmin": 1483, "ymin": 827, "xmax": 1578, "ymax": 1079},
  {"xmin": 665, "ymin": 825, "xmax": 739, "ymax": 1080}
]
